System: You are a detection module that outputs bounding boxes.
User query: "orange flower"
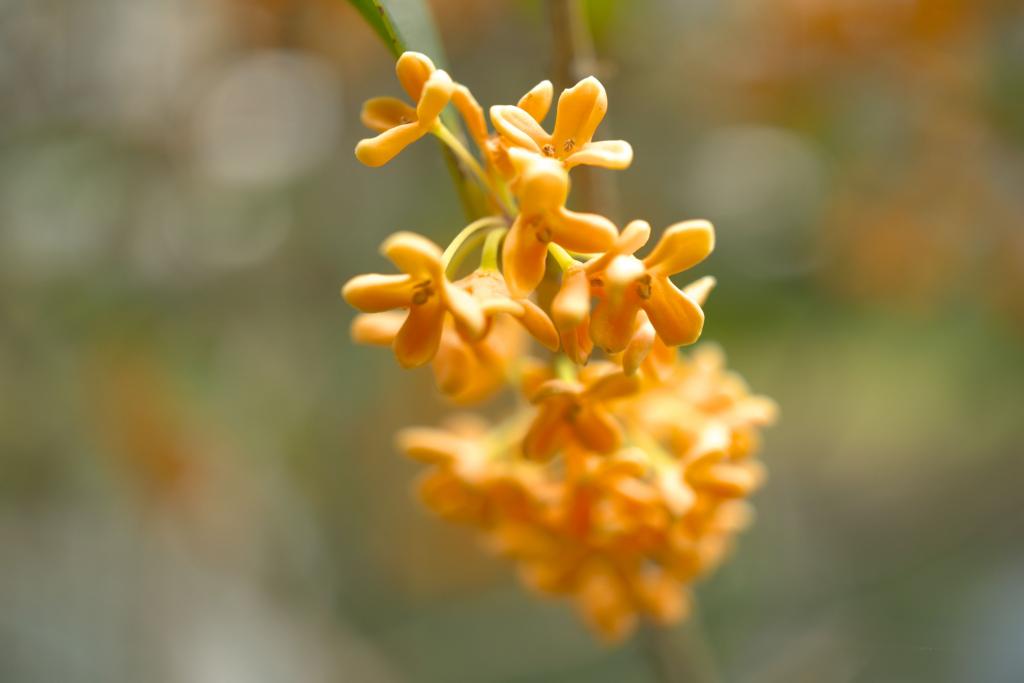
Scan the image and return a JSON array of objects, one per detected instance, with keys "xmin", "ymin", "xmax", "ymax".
[
  {"xmin": 523, "ymin": 364, "xmax": 638, "ymax": 461},
  {"xmin": 587, "ymin": 219, "xmax": 715, "ymax": 353},
  {"xmin": 491, "ymin": 76, "xmax": 633, "ymax": 170},
  {"xmin": 551, "ymin": 264, "xmax": 594, "ymax": 364},
  {"xmin": 623, "ymin": 275, "xmax": 717, "ymax": 376},
  {"xmin": 502, "ymin": 149, "xmax": 618, "ymax": 297},
  {"xmin": 355, "ymin": 52, "xmax": 455, "ymax": 167},
  {"xmin": 342, "ymin": 232, "xmax": 485, "ymax": 368}
]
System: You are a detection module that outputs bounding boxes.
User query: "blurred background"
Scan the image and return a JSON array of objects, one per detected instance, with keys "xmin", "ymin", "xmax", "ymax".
[{"xmin": 2, "ymin": 0, "xmax": 1023, "ymax": 681}]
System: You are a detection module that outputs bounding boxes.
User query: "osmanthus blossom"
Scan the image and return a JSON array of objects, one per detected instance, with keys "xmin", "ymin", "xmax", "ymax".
[
  {"xmin": 552, "ymin": 219, "xmax": 715, "ymax": 363},
  {"xmin": 491, "ymin": 76, "xmax": 634, "ymax": 170},
  {"xmin": 341, "ymin": 50, "xmax": 777, "ymax": 642},
  {"xmin": 502, "ymin": 148, "xmax": 618, "ymax": 297},
  {"xmin": 342, "ymin": 232, "xmax": 485, "ymax": 367},
  {"xmin": 354, "ymin": 52, "xmax": 457, "ymax": 167}
]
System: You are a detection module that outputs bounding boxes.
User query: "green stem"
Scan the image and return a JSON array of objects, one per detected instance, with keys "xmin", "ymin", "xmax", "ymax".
[
  {"xmin": 548, "ymin": 243, "xmax": 579, "ymax": 271},
  {"xmin": 480, "ymin": 228, "xmax": 507, "ymax": 272},
  {"xmin": 433, "ymin": 124, "xmax": 516, "ymax": 218},
  {"xmin": 442, "ymin": 216, "xmax": 507, "ymax": 277}
]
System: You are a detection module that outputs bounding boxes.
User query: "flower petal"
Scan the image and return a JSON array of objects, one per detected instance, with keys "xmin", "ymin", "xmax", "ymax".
[
  {"xmin": 501, "ymin": 215, "xmax": 550, "ymax": 298},
  {"xmin": 396, "ymin": 427, "xmax": 465, "ymax": 464},
  {"xmin": 552, "ymin": 266, "xmax": 591, "ymax": 329},
  {"xmin": 551, "ymin": 208, "xmax": 617, "ymax": 253},
  {"xmin": 395, "ymin": 51, "xmax": 436, "ymax": 102},
  {"xmin": 514, "ymin": 298, "xmax": 560, "ymax": 351},
  {"xmin": 552, "ymin": 76, "xmax": 607, "ymax": 153},
  {"xmin": 523, "ymin": 402, "xmax": 572, "ymax": 461},
  {"xmin": 416, "ymin": 70, "xmax": 454, "ymax": 125},
  {"xmin": 381, "ymin": 231, "xmax": 443, "ymax": 278},
  {"xmin": 361, "ymin": 97, "xmax": 418, "ymax": 133},
  {"xmin": 643, "ymin": 219, "xmax": 715, "ymax": 276},
  {"xmin": 573, "ymin": 406, "xmax": 622, "ymax": 453},
  {"xmin": 350, "ymin": 312, "xmax": 404, "ymax": 345},
  {"xmin": 560, "ymin": 320, "xmax": 593, "ymax": 365},
  {"xmin": 451, "ymin": 84, "xmax": 488, "ymax": 145},
  {"xmin": 590, "ymin": 291, "xmax": 642, "ymax": 353},
  {"xmin": 683, "ymin": 275, "xmax": 716, "ymax": 306},
  {"xmin": 354, "ymin": 122, "xmax": 425, "ymax": 167},
  {"xmin": 584, "ymin": 220, "xmax": 650, "ymax": 274},
  {"xmin": 622, "ymin": 312, "xmax": 655, "ymax": 375},
  {"xmin": 585, "ymin": 371, "xmax": 640, "ymax": 402},
  {"xmin": 490, "ymin": 105, "xmax": 547, "ymax": 153},
  {"xmin": 442, "ymin": 280, "xmax": 486, "ymax": 339},
  {"xmin": 642, "ymin": 277, "xmax": 704, "ymax": 346},
  {"xmin": 518, "ymin": 80, "xmax": 554, "ymax": 122},
  {"xmin": 393, "ymin": 296, "xmax": 445, "ymax": 368},
  {"xmin": 342, "ymin": 273, "xmax": 415, "ymax": 311},
  {"xmin": 513, "ymin": 151, "xmax": 569, "ymax": 214},
  {"xmin": 564, "ymin": 140, "xmax": 633, "ymax": 170}
]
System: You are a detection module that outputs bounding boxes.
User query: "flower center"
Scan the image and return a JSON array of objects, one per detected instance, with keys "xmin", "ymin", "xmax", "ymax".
[
  {"xmin": 636, "ymin": 274, "xmax": 652, "ymax": 300},
  {"xmin": 411, "ymin": 280, "xmax": 434, "ymax": 305},
  {"xmin": 542, "ymin": 144, "xmax": 556, "ymax": 157}
]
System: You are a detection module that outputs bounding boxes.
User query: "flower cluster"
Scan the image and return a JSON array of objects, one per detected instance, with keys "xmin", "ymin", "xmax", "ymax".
[{"xmin": 342, "ymin": 52, "xmax": 776, "ymax": 641}]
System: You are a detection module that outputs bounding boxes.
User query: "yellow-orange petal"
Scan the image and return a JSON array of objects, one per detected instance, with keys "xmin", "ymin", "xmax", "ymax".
[
  {"xmin": 590, "ymin": 295, "xmax": 641, "ymax": 353},
  {"xmin": 518, "ymin": 80, "xmax": 553, "ymax": 122},
  {"xmin": 564, "ymin": 140, "xmax": 633, "ymax": 170},
  {"xmin": 451, "ymin": 84, "xmax": 488, "ymax": 145},
  {"xmin": 573, "ymin": 406, "xmax": 623, "ymax": 453},
  {"xmin": 515, "ymin": 298, "xmax": 560, "ymax": 351},
  {"xmin": 350, "ymin": 312, "xmax": 404, "ymax": 345},
  {"xmin": 643, "ymin": 219, "xmax": 715, "ymax": 276},
  {"xmin": 396, "ymin": 427, "xmax": 465, "ymax": 464},
  {"xmin": 551, "ymin": 208, "xmax": 617, "ymax": 253},
  {"xmin": 511, "ymin": 150, "xmax": 569, "ymax": 213},
  {"xmin": 523, "ymin": 402, "xmax": 571, "ymax": 461},
  {"xmin": 361, "ymin": 97, "xmax": 418, "ymax": 133},
  {"xmin": 622, "ymin": 312, "xmax": 655, "ymax": 375},
  {"xmin": 501, "ymin": 216, "xmax": 550, "ymax": 299},
  {"xmin": 642, "ymin": 277, "xmax": 704, "ymax": 346},
  {"xmin": 342, "ymin": 273, "xmax": 415, "ymax": 311},
  {"xmin": 354, "ymin": 122, "xmax": 426, "ymax": 167},
  {"xmin": 432, "ymin": 327, "xmax": 474, "ymax": 396},
  {"xmin": 442, "ymin": 281, "xmax": 486, "ymax": 340},
  {"xmin": 683, "ymin": 275, "xmax": 716, "ymax": 307},
  {"xmin": 560, "ymin": 321, "xmax": 593, "ymax": 365},
  {"xmin": 395, "ymin": 51, "xmax": 436, "ymax": 102},
  {"xmin": 552, "ymin": 76, "xmax": 607, "ymax": 152},
  {"xmin": 490, "ymin": 105, "xmax": 547, "ymax": 154},
  {"xmin": 659, "ymin": 470, "xmax": 696, "ymax": 516},
  {"xmin": 416, "ymin": 69, "xmax": 454, "ymax": 125},
  {"xmin": 585, "ymin": 370, "xmax": 640, "ymax": 402},
  {"xmin": 552, "ymin": 266, "xmax": 591, "ymax": 329},
  {"xmin": 584, "ymin": 219, "xmax": 651, "ymax": 275},
  {"xmin": 381, "ymin": 231, "xmax": 443, "ymax": 278},
  {"xmin": 393, "ymin": 296, "xmax": 445, "ymax": 368}
]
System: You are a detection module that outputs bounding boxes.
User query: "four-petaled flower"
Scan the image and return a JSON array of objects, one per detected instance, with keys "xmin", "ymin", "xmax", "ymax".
[
  {"xmin": 355, "ymin": 52, "xmax": 454, "ymax": 167},
  {"xmin": 586, "ymin": 219, "xmax": 715, "ymax": 353},
  {"xmin": 503, "ymin": 148, "xmax": 618, "ymax": 297},
  {"xmin": 342, "ymin": 232, "xmax": 485, "ymax": 367},
  {"xmin": 491, "ymin": 76, "xmax": 633, "ymax": 170},
  {"xmin": 523, "ymin": 364, "xmax": 639, "ymax": 461}
]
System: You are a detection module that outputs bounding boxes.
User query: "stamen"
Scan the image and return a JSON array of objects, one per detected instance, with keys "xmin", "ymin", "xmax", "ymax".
[
  {"xmin": 636, "ymin": 274, "xmax": 653, "ymax": 300},
  {"xmin": 411, "ymin": 280, "xmax": 434, "ymax": 305},
  {"xmin": 563, "ymin": 139, "xmax": 576, "ymax": 153},
  {"xmin": 542, "ymin": 144, "xmax": 556, "ymax": 157}
]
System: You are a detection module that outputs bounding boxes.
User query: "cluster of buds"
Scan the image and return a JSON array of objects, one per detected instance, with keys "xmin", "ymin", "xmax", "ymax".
[{"xmin": 342, "ymin": 52, "xmax": 777, "ymax": 641}]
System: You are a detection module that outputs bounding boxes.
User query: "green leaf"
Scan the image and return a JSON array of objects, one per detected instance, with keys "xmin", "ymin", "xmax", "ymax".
[{"xmin": 345, "ymin": 0, "xmax": 448, "ymax": 67}]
